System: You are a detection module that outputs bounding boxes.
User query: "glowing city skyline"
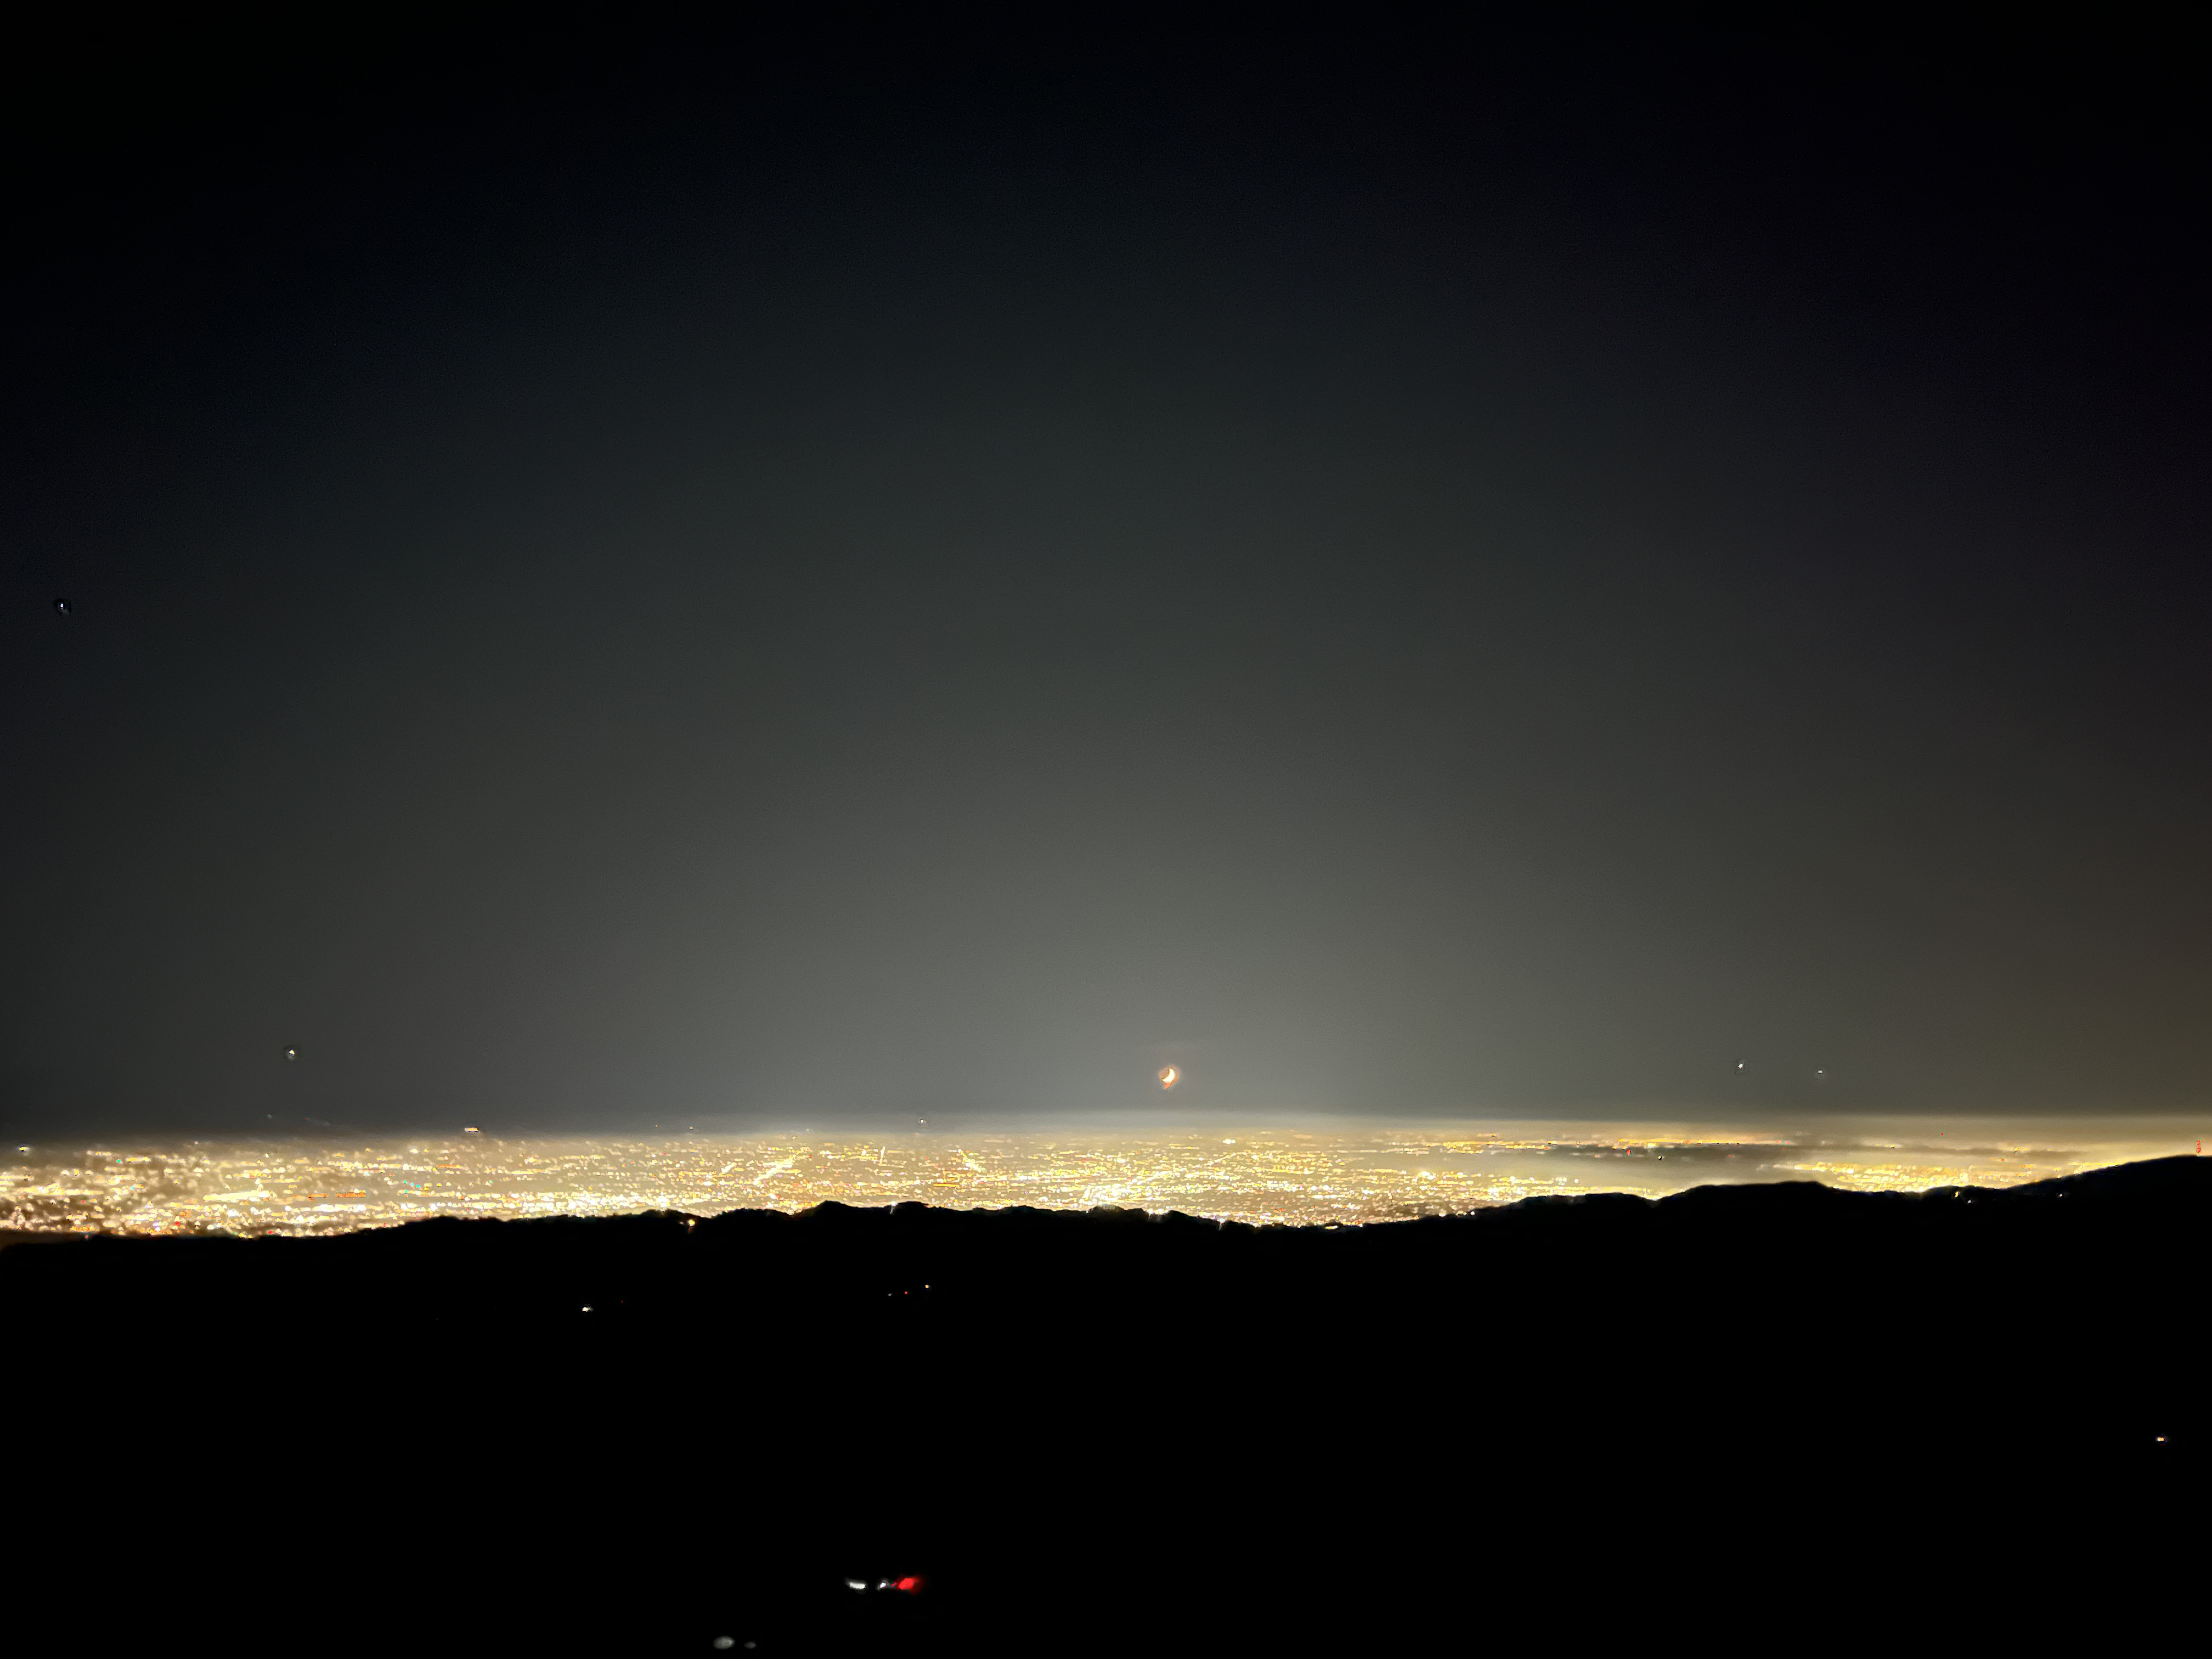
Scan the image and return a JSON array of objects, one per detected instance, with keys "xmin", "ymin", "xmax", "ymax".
[{"xmin": 7, "ymin": 1117, "xmax": 2195, "ymax": 1238}]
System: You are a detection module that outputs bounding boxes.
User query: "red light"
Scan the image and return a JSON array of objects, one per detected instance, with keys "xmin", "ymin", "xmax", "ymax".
[{"xmin": 895, "ymin": 1576, "xmax": 922, "ymax": 1594}]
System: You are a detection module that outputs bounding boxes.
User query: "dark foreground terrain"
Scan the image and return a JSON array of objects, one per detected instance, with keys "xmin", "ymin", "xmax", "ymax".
[{"xmin": 6, "ymin": 1159, "xmax": 2202, "ymax": 1653}]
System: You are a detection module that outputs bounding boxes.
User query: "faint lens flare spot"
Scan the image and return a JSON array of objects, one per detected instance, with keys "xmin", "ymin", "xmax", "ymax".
[{"xmin": 1158, "ymin": 1065, "xmax": 1178, "ymax": 1090}]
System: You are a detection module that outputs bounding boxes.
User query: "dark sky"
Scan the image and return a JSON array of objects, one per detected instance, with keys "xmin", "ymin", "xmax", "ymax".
[{"xmin": 5, "ymin": 13, "xmax": 2207, "ymax": 1135}]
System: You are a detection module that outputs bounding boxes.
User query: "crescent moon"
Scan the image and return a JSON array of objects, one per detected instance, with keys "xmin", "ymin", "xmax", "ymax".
[{"xmin": 1158, "ymin": 1066, "xmax": 1178, "ymax": 1088}]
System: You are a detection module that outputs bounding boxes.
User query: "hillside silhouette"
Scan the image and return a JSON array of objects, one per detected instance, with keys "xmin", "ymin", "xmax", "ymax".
[{"xmin": 7, "ymin": 1159, "xmax": 2200, "ymax": 1653}]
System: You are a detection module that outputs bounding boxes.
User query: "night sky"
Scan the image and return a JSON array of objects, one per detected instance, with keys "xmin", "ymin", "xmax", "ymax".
[{"xmin": 6, "ymin": 14, "xmax": 2207, "ymax": 1136}]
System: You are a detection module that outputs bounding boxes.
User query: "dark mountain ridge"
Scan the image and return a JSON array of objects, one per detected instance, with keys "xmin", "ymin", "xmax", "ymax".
[{"xmin": 7, "ymin": 1158, "xmax": 2200, "ymax": 1652}]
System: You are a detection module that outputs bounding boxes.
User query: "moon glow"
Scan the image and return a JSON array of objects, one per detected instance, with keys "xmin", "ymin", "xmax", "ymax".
[{"xmin": 1158, "ymin": 1066, "xmax": 1178, "ymax": 1090}]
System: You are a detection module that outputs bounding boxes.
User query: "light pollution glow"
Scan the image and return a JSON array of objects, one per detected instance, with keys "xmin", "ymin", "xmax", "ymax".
[{"xmin": 3, "ymin": 1118, "xmax": 2199, "ymax": 1237}]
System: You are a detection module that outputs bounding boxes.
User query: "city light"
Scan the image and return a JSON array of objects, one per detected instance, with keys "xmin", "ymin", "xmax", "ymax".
[{"xmin": 1, "ymin": 1120, "xmax": 2188, "ymax": 1238}]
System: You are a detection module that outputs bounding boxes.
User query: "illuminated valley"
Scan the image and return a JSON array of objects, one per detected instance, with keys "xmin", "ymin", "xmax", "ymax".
[{"xmin": 4, "ymin": 1119, "xmax": 2192, "ymax": 1237}]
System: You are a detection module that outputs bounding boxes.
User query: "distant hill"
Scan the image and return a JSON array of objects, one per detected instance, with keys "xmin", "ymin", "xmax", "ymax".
[{"xmin": 6, "ymin": 1159, "xmax": 2200, "ymax": 1654}]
